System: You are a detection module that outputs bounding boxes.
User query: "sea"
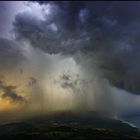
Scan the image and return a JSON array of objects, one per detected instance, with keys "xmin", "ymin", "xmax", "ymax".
[{"xmin": 120, "ymin": 114, "xmax": 140, "ymax": 129}]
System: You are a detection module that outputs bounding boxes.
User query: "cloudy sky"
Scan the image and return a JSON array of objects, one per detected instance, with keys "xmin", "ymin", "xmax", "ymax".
[{"xmin": 0, "ymin": 1, "xmax": 140, "ymax": 126}]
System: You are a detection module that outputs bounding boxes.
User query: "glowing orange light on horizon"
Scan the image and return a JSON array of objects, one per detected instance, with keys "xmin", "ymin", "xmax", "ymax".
[{"xmin": 0, "ymin": 98, "xmax": 21, "ymax": 112}]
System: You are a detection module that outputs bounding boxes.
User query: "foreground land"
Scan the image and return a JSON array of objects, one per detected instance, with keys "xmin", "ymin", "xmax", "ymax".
[{"xmin": 0, "ymin": 111, "xmax": 140, "ymax": 139}]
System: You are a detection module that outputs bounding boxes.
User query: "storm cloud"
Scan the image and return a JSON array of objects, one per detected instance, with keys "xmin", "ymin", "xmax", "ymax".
[
  {"xmin": 0, "ymin": 80, "xmax": 25, "ymax": 102},
  {"xmin": 12, "ymin": 1, "xmax": 140, "ymax": 95},
  {"xmin": 0, "ymin": 38, "xmax": 25, "ymax": 69},
  {"xmin": 1, "ymin": 1, "xmax": 140, "ymax": 124}
]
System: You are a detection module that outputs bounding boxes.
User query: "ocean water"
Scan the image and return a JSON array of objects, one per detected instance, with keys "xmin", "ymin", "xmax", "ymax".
[{"xmin": 121, "ymin": 115, "xmax": 140, "ymax": 129}]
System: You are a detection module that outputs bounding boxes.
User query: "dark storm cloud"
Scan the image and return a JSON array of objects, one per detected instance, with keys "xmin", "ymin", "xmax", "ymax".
[
  {"xmin": 0, "ymin": 81, "xmax": 25, "ymax": 102},
  {"xmin": 59, "ymin": 73, "xmax": 77, "ymax": 90},
  {"xmin": 13, "ymin": 1, "xmax": 140, "ymax": 94}
]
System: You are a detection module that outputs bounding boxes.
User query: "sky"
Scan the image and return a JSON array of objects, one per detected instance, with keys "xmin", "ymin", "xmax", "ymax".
[{"xmin": 0, "ymin": 1, "xmax": 140, "ymax": 126}]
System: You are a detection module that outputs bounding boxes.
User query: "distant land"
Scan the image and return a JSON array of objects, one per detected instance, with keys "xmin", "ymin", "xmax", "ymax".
[{"xmin": 0, "ymin": 111, "xmax": 140, "ymax": 139}]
